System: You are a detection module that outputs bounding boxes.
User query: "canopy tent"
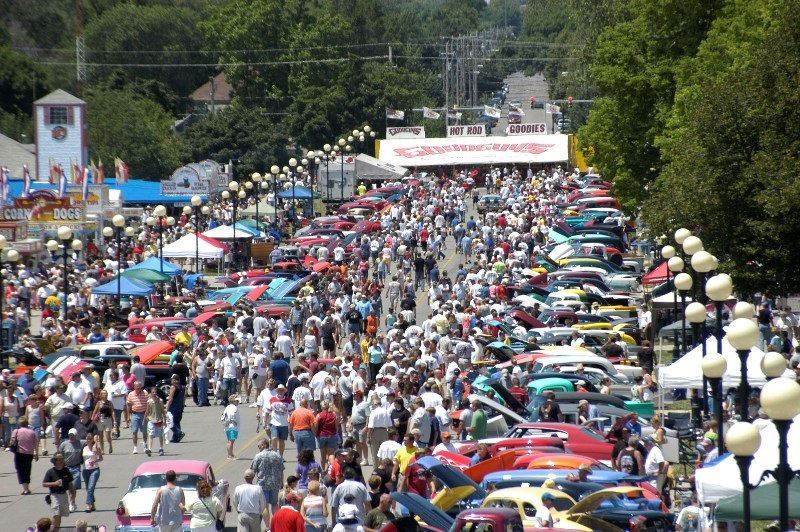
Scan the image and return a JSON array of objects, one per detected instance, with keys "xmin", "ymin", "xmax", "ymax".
[
  {"xmin": 651, "ymin": 291, "xmax": 692, "ymax": 309},
  {"xmin": 696, "ymin": 415, "xmax": 800, "ymax": 504},
  {"xmin": 202, "ymin": 225, "xmax": 254, "ymax": 240},
  {"xmin": 658, "ymin": 336, "xmax": 792, "ymax": 389},
  {"xmin": 715, "ymin": 477, "xmax": 800, "ymax": 520},
  {"xmin": 231, "ymin": 222, "xmax": 260, "ymax": 237},
  {"xmin": 121, "ymin": 269, "xmax": 171, "ymax": 283},
  {"xmin": 376, "ymin": 134, "xmax": 569, "ymax": 167},
  {"xmin": 240, "ymin": 201, "xmax": 283, "ymax": 217},
  {"xmin": 641, "ymin": 262, "xmax": 669, "ymax": 285},
  {"xmin": 354, "ymin": 153, "xmax": 409, "ymax": 181},
  {"xmin": 161, "ymin": 233, "xmax": 227, "ymax": 259},
  {"xmin": 125, "ymin": 257, "xmax": 182, "ymax": 277},
  {"xmin": 276, "ymin": 185, "xmax": 319, "ymax": 199},
  {"xmin": 92, "ymin": 276, "xmax": 154, "ymax": 297}
]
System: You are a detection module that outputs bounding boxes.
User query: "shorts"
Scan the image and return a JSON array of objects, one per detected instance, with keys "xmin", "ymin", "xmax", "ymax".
[
  {"xmin": 270, "ymin": 425, "xmax": 288, "ymax": 440},
  {"xmin": 322, "ymin": 338, "xmax": 336, "ymax": 350},
  {"xmin": 352, "ymin": 423, "xmax": 367, "ymax": 443},
  {"xmin": 148, "ymin": 422, "xmax": 164, "ymax": 437},
  {"xmin": 263, "ymin": 489, "xmax": 278, "ymax": 505},
  {"xmin": 226, "ymin": 428, "xmax": 239, "ymax": 441},
  {"xmin": 50, "ymin": 492, "xmax": 70, "ymax": 516},
  {"xmin": 68, "ymin": 465, "xmax": 82, "ymax": 489},
  {"xmin": 241, "ymin": 367, "xmax": 249, "ymax": 378},
  {"xmin": 317, "ymin": 435, "xmax": 338, "ymax": 449},
  {"xmin": 131, "ymin": 412, "xmax": 146, "ymax": 433},
  {"xmin": 252, "ymin": 373, "xmax": 267, "ymax": 389},
  {"xmin": 97, "ymin": 416, "xmax": 112, "ymax": 431},
  {"xmin": 295, "ymin": 430, "xmax": 316, "ymax": 452}
]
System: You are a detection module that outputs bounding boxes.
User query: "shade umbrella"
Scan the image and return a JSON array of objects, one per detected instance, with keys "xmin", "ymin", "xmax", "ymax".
[
  {"xmin": 715, "ymin": 479, "xmax": 800, "ymax": 520},
  {"xmin": 121, "ymin": 269, "xmax": 171, "ymax": 283}
]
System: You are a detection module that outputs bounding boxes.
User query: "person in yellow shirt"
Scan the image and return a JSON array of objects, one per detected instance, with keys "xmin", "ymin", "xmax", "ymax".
[
  {"xmin": 175, "ymin": 323, "xmax": 192, "ymax": 348},
  {"xmin": 360, "ymin": 336, "xmax": 371, "ymax": 365},
  {"xmin": 392, "ymin": 435, "xmax": 419, "ymax": 484}
]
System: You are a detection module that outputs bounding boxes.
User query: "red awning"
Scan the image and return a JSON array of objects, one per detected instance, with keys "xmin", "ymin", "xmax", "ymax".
[{"xmin": 641, "ymin": 261, "xmax": 669, "ymax": 285}]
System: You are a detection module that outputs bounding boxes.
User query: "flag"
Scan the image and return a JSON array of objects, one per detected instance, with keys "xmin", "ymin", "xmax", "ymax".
[
  {"xmin": 423, "ymin": 107, "xmax": 440, "ymax": 120},
  {"xmin": 72, "ymin": 160, "xmax": 82, "ymax": 184},
  {"xmin": 447, "ymin": 107, "xmax": 462, "ymax": 120},
  {"xmin": 509, "ymin": 103, "xmax": 525, "ymax": 115},
  {"xmin": 115, "ymin": 158, "xmax": 129, "ymax": 184},
  {"xmin": 22, "ymin": 164, "xmax": 30, "ymax": 198},
  {"xmin": 484, "ymin": 105, "xmax": 501, "ymax": 119},
  {"xmin": 82, "ymin": 166, "xmax": 91, "ymax": 201},
  {"xmin": 385, "ymin": 108, "xmax": 405, "ymax": 120},
  {"xmin": 58, "ymin": 164, "xmax": 67, "ymax": 198},
  {"xmin": 49, "ymin": 158, "xmax": 59, "ymax": 184},
  {"xmin": 96, "ymin": 159, "xmax": 105, "ymax": 185},
  {"xmin": 0, "ymin": 166, "xmax": 8, "ymax": 202}
]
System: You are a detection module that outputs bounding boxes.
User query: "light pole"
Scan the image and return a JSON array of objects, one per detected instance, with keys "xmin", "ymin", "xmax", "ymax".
[
  {"xmin": 674, "ymin": 272, "xmax": 692, "ymax": 356},
  {"xmin": 666, "ymin": 252, "xmax": 684, "ymax": 360},
  {"xmin": 46, "ymin": 226, "xmax": 83, "ymax": 319},
  {"xmin": 288, "ymin": 158, "xmax": 298, "ymax": 225},
  {"xmin": 190, "ymin": 195, "xmax": 203, "ymax": 272},
  {"xmin": 338, "ymin": 138, "xmax": 346, "ymax": 200},
  {"xmin": 700, "ymin": 350, "xmax": 727, "ymax": 456},
  {"xmin": 726, "ymin": 421, "xmax": 760, "ymax": 531},
  {"xmin": 147, "ymin": 206, "xmax": 174, "ymax": 298},
  {"xmin": 728, "ymin": 318, "xmax": 760, "ymax": 423},
  {"xmin": 102, "ymin": 215, "xmax": 134, "ymax": 313},
  {"xmin": 0, "ymin": 237, "xmax": 20, "ymax": 349}
]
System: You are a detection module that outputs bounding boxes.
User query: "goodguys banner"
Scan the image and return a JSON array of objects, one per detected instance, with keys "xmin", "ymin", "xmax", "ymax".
[
  {"xmin": 385, "ymin": 127, "xmax": 426, "ymax": 139},
  {"xmin": 376, "ymin": 134, "xmax": 569, "ymax": 167}
]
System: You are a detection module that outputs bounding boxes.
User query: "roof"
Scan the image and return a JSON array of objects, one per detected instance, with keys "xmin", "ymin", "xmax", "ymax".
[
  {"xmin": 132, "ymin": 459, "xmax": 210, "ymax": 477},
  {"xmin": 190, "ymin": 73, "xmax": 233, "ymax": 104},
  {"xmin": 34, "ymin": 89, "xmax": 86, "ymax": 106},
  {"xmin": 0, "ymin": 132, "xmax": 35, "ymax": 178}
]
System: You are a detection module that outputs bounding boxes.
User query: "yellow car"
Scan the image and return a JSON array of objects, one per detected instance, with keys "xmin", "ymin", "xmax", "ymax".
[{"xmin": 481, "ymin": 487, "xmax": 595, "ymax": 530}]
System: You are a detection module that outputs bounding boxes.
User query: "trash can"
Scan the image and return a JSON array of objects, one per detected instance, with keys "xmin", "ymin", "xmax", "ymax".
[{"xmin": 624, "ymin": 400, "xmax": 654, "ymax": 418}]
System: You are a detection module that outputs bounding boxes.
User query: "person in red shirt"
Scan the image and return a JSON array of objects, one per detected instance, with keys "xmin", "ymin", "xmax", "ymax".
[
  {"xmin": 401, "ymin": 448, "xmax": 435, "ymax": 498},
  {"xmin": 508, "ymin": 377, "xmax": 528, "ymax": 408},
  {"xmin": 269, "ymin": 492, "xmax": 304, "ymax": 532}
]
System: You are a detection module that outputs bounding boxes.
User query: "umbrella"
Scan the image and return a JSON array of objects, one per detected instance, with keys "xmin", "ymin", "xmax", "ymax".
[
  {"xmin": 715, "ymin": 479, "xmax": 800, "ymax": 520},
  {"xmin": 121, "ymin": 269, "xmax": 171, "ymax": 283}
]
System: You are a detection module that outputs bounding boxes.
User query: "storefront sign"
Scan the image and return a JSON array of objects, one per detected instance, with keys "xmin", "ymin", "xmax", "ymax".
[
  {"xmin": 507, "ymin": 123, "xmax": 548, "ymax": 135},
  {"xmin": 161, "ymin": 166, "xmax": 211, "ymax": 196},
  {"xmin": 0, "ymin": 221, "xmax": 27, "ymax": 242},
  {"xmin": 386, "ymin": 127, "xmax": 426, "ymax": 139},
  {"xmin": 0, "ymin": 190, "xmax": 85, "ymax": 223},
  {"xmin": 447, "ymin": 124, "xmax": 486, "ymax": 137}
]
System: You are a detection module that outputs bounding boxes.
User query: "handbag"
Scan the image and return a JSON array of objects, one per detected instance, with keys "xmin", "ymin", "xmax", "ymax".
[
  {"xmin": 199, "ymin": 496, "xmax": 224, "ymax": 531},
  {"xmin": 8, "ymin": 429, "xmax": 18, "ymax": 453}
]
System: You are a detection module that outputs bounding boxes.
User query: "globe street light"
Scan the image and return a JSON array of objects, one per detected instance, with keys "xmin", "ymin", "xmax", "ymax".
[
  {"xmin": 700, "ymin": 350, "xmax": 727, "ymax": 455},
  {"xmin": 102, "ymin": 214, "xmax": 132, "ymax": 313},
  {"xmin": 191, "ymin": 195, "xmax": 203, "ymax": 273},
  {"xmin": 338, "ymin": 138, "xmax": 346, "ymax": 200},
  {"xmin": 726, "ymin": 421, "xmax": 760, "ymax": 529},
  {"xmin": 47, "ymin": 226, "xmax": 83, "ymax": 319},
  {"xmin": 727, "ymin": 318, "xmax": 759, "ymax": 422},
  {"xmin": 0, "ymin": 236, "xmax": 20, "ymax": 348},
  {"xmin": 667, "ymin": 254, "xmax": 685, "ymax": 360},
  {"xmin": 674, "ymin": 272, "xmax": 693, "ymax": 356}
]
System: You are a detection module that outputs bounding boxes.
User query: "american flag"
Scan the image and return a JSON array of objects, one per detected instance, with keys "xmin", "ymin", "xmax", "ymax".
[
  {"xmin": 115, "ymin": 158, "xmax": 129, "ymax": 184},
  {"xmin": 58, "ymin": 164, "xmax": 67, "ymax": 198},
  {"xmin": 82, "ymin": 166, "xmax": 91, "ymax": 201},
  {"xmin": 22, "ymin": 164, "xmax": 31, "ymax": 198}
]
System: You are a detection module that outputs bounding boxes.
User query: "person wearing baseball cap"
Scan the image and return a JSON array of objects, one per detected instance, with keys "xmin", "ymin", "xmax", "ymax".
[
  {"xmin": 54, "ymin": 404, "xmax": 80, "ymax": 446},
  {"xmin": 537, "ymin": 492, "xmax": 557, "ymax": 527},
  {"xmin": 270, "ymin": 491, "xmax": 304, "ymax": 531}
]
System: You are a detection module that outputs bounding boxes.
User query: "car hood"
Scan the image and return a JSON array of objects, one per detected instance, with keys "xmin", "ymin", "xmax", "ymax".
[
  {"xmin": 120, "ymin": 488, "xmax": 197, "ymax": 517},
  {"xmin": 417, "ymin": 456, "xmax": 485, "ymax": 498},
  {"xmin": 391, "ymin": 492, "xmax": 454, "ymax": 531},
  {"xmin": 489, "ymin": 382, "xmax": 531, "ymax": 415},
  {"xmin": 430, "ymin": 486, "xmax": 477, "ymax": 513},
  {"xmin": 567, "ymin": 486, "xmax": 645, "ymax": 515}
]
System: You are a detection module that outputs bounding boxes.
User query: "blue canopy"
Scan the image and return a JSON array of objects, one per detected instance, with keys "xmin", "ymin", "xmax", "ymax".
[
  {"xmin": 231, "ymin": 222, "xmax": 260, "ymax": 237},
  {"xmin": 92, "ymin": 276, "xmax": 154, "ymax": 297},
  {"xmin": 276, "ymin": 185, "xmax": 317, "ymax": 199},
  {"xmin": 125, "ymin": 257, "xmax": 182, "ymax": 277}
]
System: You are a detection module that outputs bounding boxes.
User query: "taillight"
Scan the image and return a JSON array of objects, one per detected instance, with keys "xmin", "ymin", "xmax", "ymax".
[
  {"xmin": 116, "ymin": 503, "xmax": 126, "ymax": 516},
  {"xmin": 628, "ymin": 515, "xmax": 646, "ymax": 532}
]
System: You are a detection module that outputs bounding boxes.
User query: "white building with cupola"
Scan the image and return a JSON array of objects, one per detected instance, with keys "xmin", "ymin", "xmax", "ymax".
[{"xmin": 33, "ymin": 89, "xmax": 87, "ymax": 181}]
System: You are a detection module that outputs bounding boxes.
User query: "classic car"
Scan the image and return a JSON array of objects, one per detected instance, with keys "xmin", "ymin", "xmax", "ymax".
[
  {"xmin": 116, "ymin": 460, "xmax": 229, "ymax": 532},
  {"xmin": 500, "ymin": 422, "xmax": 615, "ymax": 463}
]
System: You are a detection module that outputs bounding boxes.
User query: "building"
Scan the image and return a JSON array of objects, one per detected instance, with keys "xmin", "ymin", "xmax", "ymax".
[
  {"xmin": 0, "ymin": 132, "xmax": 35, "ymax": 178},
  {"xmin": 34, "ymin": 89, "xmax": 87, "ymax": 181}
]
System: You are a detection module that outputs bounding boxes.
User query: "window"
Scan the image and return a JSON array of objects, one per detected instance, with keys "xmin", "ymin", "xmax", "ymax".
[
  {"xmin": 522, "ymin": 502, "xmax": 538, "ymax": 518},
  {"xmin": 49, "ymin": 106, "xmax": 69, "ymax": 125}
]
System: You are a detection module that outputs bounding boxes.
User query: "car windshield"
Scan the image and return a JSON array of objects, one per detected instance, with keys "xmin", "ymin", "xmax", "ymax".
[
  {"xmin": 129, "ymin": 473, "xmax": 203, "ymax": 491},
  {"xmin": 580, "ymin": 427, "xmax": 608, "ymax": 441}
]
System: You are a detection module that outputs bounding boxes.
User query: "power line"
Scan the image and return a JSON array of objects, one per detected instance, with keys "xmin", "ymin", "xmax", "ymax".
[{"xmin": 37, "ymin": 56, "xmax": 392, "ymax": 68}]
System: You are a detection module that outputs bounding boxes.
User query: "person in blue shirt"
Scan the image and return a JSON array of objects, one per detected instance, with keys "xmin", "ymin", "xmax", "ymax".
[
  {"xmin": 355, "ymin": 295, "xmax": 372, "ymax": 332},
  {"xmin": 624, "ymin": 413, "xmax": 642, "ymax": 436},
  {"xmin": 451, "ymin": 369, "xmax": 465, "ymax": 405},
  {"xmin": 87, "ymin": 325, "xmax": 106, "ymax": 344},
  {"xmin": 268, "ymin": 353, "xmax": 291, "ymax": 386}
]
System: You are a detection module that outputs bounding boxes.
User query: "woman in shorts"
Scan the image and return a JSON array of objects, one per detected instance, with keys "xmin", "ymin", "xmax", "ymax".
[{"xmin": 221, "ymin": 395, "xmax": 241, "ymax": 459}]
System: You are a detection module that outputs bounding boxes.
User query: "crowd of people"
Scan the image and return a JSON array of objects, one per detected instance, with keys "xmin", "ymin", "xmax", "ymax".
[{"xmin": 6, "ymin": 163, "xmax": 799, "ymax": 531}]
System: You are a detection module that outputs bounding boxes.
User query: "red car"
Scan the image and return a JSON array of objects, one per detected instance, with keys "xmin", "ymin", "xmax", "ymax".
[
  {"xmin": 500, "ymin": 422, "xmax": 615, "ymax": 463},
  {"xmin": 351, "ymin": 219, "xmax": 382, "ymax": 234}
]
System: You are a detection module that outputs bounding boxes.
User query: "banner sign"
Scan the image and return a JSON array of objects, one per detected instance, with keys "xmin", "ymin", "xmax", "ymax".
[
  {"xmin": 386, "ymin": 127, "xmax": 426, "ymax": 139},
  {"xmin": 161, "ymin": 166, "xmax": 211, "ymax": 196},
  {"xmin": 0, "ymin": 189, "xmax": 84, "ymax": 222},
  {"xmin": 377, "ymin": 134, "xmax": 568, "ymax": 167},
  {"xmin": 507, "ymin": 123, "xmax": 548, "ymax": 135},
  {"xmin": 447, "ymin": 124, "xmax": 486, "ymax": 137}
]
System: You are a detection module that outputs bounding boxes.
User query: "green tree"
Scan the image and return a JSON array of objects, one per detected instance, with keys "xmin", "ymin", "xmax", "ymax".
[
  {"xmin": 0, "ymin": 46, "xmax": 51, "ymax": 140},
  {"xmin": 86, "ymin": 89, "xmax": 180, "ymax": 180},
  {"xmin": 179, "ymin": 104, "xmax": 290, "ymax": 178}
]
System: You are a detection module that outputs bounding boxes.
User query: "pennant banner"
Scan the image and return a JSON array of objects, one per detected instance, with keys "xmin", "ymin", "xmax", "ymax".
[
  {"xmin": 385, "ymin": 108, "xmax": 405, "ymax": 120},
  {"xmin": 22, "ymin": 164, "xmax": 30, "ymax": 198},
  {"xmin": 483, "ymin": 105, "xmax": 501, "ymax": 119},
  {"xmin": 422, "ymin": 107, "xmax": 440, "ymax": 120}
]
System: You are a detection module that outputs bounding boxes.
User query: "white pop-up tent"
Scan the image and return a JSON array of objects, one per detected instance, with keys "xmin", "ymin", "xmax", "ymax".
[
  {"xmin": 161, "ymin": 233, "xmax": 227, "ymax": 260},
  {"xmin": 696, "ymin": 413, "xmax": 800, "ymax": 503},
  {"xmin": 658, "ymin": 336, "xmax": 788, "ymax": 390},
  {"xmin": 203, "ymin": 225, "xmax": 254, "ymax": 241}
]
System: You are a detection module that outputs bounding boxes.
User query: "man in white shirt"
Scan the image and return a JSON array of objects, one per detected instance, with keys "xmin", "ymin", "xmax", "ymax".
[
  {"xmin": 66, "ymin": 372, "xmax": 92, "ymax": 409},
  {"xmin": 217, "ymin": 348, "xmax": 241, "ymax": 407},
  {"xmin": 366, "ymin": 397, "xmax": 393, "ymax": 466},
  {"xmin": 291, "ymin": 376, "xmax": 313, "ymax": 410},
  {"xmin": 233, "ymin": 469, "xmax": 268, "ymax": 530},
  {"xmin": 432, "ymin": 431, "xmax": 458, "ymax": 454},
  {"xmin": 643, "ymin": 436, "xmax": 668, "ymax": 494}
]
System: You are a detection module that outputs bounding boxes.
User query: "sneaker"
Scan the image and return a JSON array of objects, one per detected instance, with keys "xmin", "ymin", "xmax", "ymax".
[
  {"xmin": 132, "ymin": 448, "xmax": 138, "ymax": 454},
  {"xmin": 159, "ymin": 449, "xmax": 164, "ymax": 456},
  {"xmin": 145, "ymin": 449, "xmax": 151, "ymax": 457},
  {"xmin": 69, "ymin": 503, "xmax": 77, "ymax": 512},
  {"xmin": 360, "ymin": 460, "xmax": 369, "ymax": 466},
  {"xmin": 249, "ymin": 403, "xmax": 258, "ymax": 408}
]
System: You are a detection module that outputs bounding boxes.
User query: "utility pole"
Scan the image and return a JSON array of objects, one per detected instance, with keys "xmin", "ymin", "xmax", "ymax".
[{"xmin": 74, "ymin": 0, "xmax": 86, "ymax": 96}]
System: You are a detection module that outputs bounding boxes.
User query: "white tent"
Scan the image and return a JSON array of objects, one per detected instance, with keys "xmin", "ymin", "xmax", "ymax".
[
  {"xmin": 696, "ymin": 414, "xmax": 800, "ymax": 503},
  {"xmin": 161, "ymin": 233, "xmax": 226, "ymax": 260},
  {"xmin": 203, "ymin": 225, "xmax": 254, "ymax": 241},
  {"xmin": 659, "ymin": 336, "xmax": 785, "ymax": 390}
]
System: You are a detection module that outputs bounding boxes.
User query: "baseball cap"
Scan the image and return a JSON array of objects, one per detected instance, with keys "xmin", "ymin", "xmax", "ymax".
[
  {"xmin": 68, "ymin": 428, "xmax": 78, "ymax": 436},
  {"xmin": 441, "ymin": 431, "xmax": 451, "ymax": 438},
  {"xmin": 354, "ymin": 390, "xmax": 364, "ymax": 397},
  {"xmin": 578, "ymin": 399, "xmax": 589, "ymax": 407},
  {"xmin": 285, "ymin": 493, "xmax": 300, "ymax": 504},
  {"xmin": 542, "ymin": 492, "xmax": 557, "ymax": 502},
  {"xmin": 642, "ymin": 436, "xmax": 656, "ymax": 444},
  {"xmin": 63, "ymin": 403, "xmax": 74, "ymax": 410},
  {"xmin": 576, "ymin": 380, "xmax": 586, "ymax": 386}
]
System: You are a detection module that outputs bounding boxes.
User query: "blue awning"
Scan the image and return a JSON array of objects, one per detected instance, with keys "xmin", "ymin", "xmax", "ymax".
[
  {"xmin": 125, "ymin": 257, "xmax": 183, "ymax": 277},
  {"xmin": 276, "ymin": 185, "xmax": 318, "ymax": 199},
  {"xmin": 7, "ymin": 178, "xmax": 209, "ymax": 205}
]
